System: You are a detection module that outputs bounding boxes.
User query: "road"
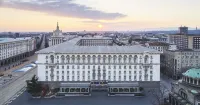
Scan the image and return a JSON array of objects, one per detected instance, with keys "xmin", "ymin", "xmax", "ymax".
[{"xmin": 160, "ymin": 73, "xmax": 175, "ymax": 90}]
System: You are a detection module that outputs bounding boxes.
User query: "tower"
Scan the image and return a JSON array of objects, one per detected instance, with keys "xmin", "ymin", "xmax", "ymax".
[{"xmin": 56, "ymin": 22, "xmax": 59, "ymax": 30}]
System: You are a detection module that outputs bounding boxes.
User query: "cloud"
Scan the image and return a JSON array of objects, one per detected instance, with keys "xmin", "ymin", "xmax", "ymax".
[{"xmin": 1, "ymin": 0, "xmax": 126, "ymax": 20}]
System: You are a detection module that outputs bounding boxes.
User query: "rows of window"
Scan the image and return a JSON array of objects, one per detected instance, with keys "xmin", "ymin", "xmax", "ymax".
[
  {"xmin": 45, "ymin": 71, "xmax": 153, "ymax": 81},
  {"xmin": 46, "ymin": 65, "xmax": 153, "ymax": 70},
  {"xmin": 46, "ymin": 55, "xmax": 154, "ymax": 64}
]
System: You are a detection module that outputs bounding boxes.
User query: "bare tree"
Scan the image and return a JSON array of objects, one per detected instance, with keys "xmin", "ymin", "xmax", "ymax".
[{"xmin": 149, "ymin": 83, "xmax": 170, "ymax": 105}]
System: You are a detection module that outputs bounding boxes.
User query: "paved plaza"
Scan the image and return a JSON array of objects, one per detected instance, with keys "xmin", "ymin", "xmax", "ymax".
[{"xmin": 9, "ymin": 91, "xmax": 154, "ymax": 105}]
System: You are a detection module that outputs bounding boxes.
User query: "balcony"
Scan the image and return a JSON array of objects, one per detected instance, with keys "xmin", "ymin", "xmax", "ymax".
[{"xmin": 50, "ymin": 73, "xmax": 54, "ymax": 77}]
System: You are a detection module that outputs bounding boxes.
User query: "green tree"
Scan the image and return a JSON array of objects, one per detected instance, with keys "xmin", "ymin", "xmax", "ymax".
[{"xmin": 26, "ymin": 75, "xmax": 42, "ymax": 96}]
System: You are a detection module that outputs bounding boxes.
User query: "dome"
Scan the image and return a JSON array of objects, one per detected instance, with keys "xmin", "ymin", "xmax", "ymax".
[{"xmin": 182, "ymin": 68, "xmax": 200, "ymax": 79}]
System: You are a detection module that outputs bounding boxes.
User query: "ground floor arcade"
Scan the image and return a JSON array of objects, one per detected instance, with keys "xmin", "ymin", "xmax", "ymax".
[{"xmin": 0, "ymin": 51, "xmax": 35, "ymax": 71}]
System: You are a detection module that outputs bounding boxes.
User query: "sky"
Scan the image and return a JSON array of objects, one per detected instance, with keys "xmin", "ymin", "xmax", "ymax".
[{"xmin": 0, "ymin": 0, "xmax": 200, "ymax": 32}]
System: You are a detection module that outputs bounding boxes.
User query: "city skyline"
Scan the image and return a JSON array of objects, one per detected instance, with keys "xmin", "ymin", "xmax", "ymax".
[{"xmin": 0, "ymin": 0, "xmax": 200, "ymax": 32}]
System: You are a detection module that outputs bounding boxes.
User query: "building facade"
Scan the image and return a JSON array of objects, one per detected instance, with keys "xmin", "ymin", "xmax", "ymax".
[
  {"xmin": 169, "ymin": 68, "xmax": 200, "ymax": 105},
  {"xmin": 0, "ymin": 37, "xmax": 36, "ymax": 70},
  {"xmin": 36, "ymin": 37, "xmax": 161, "ymax": 96},
  {"xmin": 49, "ymin": 22, "xmax": 65, "ymax": 46},
  {"xmin": 162, "ymin": 49, "xmax": 200, "ymax": 79},
  {"xmin": 188, "ymin": 35, "xmax": 200, "ymax": 50},
  {"xmin": 144, "ymin": 42, "xmax": 170, "ymax": 53}
]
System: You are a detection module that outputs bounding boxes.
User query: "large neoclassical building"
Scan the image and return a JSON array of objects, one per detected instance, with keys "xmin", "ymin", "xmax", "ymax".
[
  {"xmin": 49, "ymin": 22, "xmax": 65, "ymax": 46},
  {"xmin": 37, "ymin": 37, "xmax": 161, "ymax": 96}
]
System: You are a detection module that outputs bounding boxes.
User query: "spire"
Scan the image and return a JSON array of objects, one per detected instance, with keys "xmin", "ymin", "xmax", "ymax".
[{"xmin": 56, "ymin": 22, "xmax": 59, "ymax": 30}]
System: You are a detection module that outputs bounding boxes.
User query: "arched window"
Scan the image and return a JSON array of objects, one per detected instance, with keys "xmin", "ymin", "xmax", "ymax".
[
  {"xmin": 124, "ymin": 55, "xmax": 127, "ymax": 64},
  {"xmin": 82, "ymin": 55, "xmax": 86, "ymax": 64},
  {"xmin": 144, "ymin": 55, "xmax": 149, "ymax": 63},
  {"xmin": 108, "ymin": 55, "xmax": 112, "ymax": 63},
  {"xmin": 129, "ymin": 55, "xmax": 132, "ymax": 63},
  {"xmin": 113, "ymin": 55, "xmax": 117, "ymax": 63},
  {"xmin": 98, "ymin": 55, "xmax": 101, "ymax": 63},
  {"xmin": 103, "ymin": 55, "xmax": 106, "ymax": 63},
  {"xmin": 92, "ymin": 55, "xmax": 96, "ymax": 64},
  {"xmin": 77, "ymin": 55, "xmax": 80, "ymax": 63},
  {"xmin": 87, "ymin": 55, "xmax": 91, "ymax": 63},
  {"xmin": 134, "ymin": 55, "xmax": 138, "ymax": 63},
  {"xmin": 66, "ymin": 55, "xmax": 70, "ymax": 63},
  {"xmin": 72, "ymin": 55, "xmax": 75, "ymax": 63},
  {"xmin": 50, "ymin": 55, "xmax": 54, "ymax": 63},
  {"xmin": 61, "ymin": 55, "xmax": 65, "ymax": 64},
  {"xmin": 179, "ymin": 89, "xmax": 187, "ymax": 99},
  {"xmin": 118, "ymin": 55, "xmax": 122, "ymax": 63}
]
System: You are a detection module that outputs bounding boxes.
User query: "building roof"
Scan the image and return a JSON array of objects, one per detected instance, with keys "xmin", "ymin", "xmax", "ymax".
[
  {"xmin": 36, "ymin": 37, "xmax": 161, "ymax": 54},
  {"xmin": 0, "ymin": 37, "xmax": 32, "ymax": 44},
  {"xmin": 182, "ymin": 68, "xmax": 200, "ymax": 79}
]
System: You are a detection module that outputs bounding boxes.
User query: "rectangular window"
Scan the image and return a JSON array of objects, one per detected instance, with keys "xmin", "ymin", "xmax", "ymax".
[
  {"xmin": 72, "ymin": 76, "xmax": 74, "ymax": 81},
  {"xmin": 46, "ymin": 66, "xmax": 48, "ymax": 69},
  {"xmin": 124, "ymin": 76, "xmax": 126, "ymax": 81},
  {"xmin": 150, "ymin": 71, "xmax": 153, "ymax": 74},
  {"xmin": 82, "ymin": 76, "xmax": 85, "ymax": 81},
  {"xmin": 62, "ymin": 66, "xmax": 64, "ymax": 69},
  {"xmin": 77, "ymin": 65, "xmax": 80, "ymax": 69},
  {"xmin": 129, "ymin": 76, "xmax": 131, "ymax": 81},
  {"xmin": 119, "ymin": 65, "xmax": 121, "ymax": 69},
  {"xmin": 150, "ymin": 66, "xmax": 153, "ymax": 69},
  {"xmin": 57, "ymin": 71, "xmax": 59, "ymax": 74},
  {"xmin": 88, "ymin": 76, "xmax": 90, "ymax": 80},
  {"xmin": 62, "ymin": 76, "xmax": 64, "ymax": 80},
  {"xmin": 62, "ymin": 71, "xmax": 64, "ymax": 74},
  {"xmin": 108, "ymin": 66, "xmax": 111, "ymax": 69},
  {"xmin": 67, "ymin": 76, "xmax": 69, "ymax": 81},
  {"xmin": 46, "ymin": 76, "xmax": 48, "ymax": 81},
  {"xmin": 108, "ymin": 76, "xmax": 111, "ymax": 80},
  {"xmin": 114, "ymin": 65, "xmax": 116, "ymax": 69},
  {"xmin": 129, "ymin": 65, "xmax": 131, "ymax": 69},
  {"xmin": 139, "ymin": 75, "xmax": 142, "ymax": 80},
  {"xmin": 67, "ymin": 66, "xmax": 69, "ymax": 69},
  {"xmin": 124, "ymin": 65, "xmax": 126, "ymax": 69},
  {"xmin": 150, "ymin": 76, "xmax": 153, "ymax": 81},
  {"xmin": 77, "ymin": 71, "xmax": 80, "ymax": 75},
  {"xmin": 119, "ymin": 76, "xmax": 121, "ymax": 81},
  {"xmin": 72, "ymin": 66, "xmax": 74, "ymax": 69},
  {"xmin": 46, "ymin": 71, "xmax": 48, "ymax": 74},
  {"xmin": 57, "ymin": 66, "xmax": 59, "ymax": 69},
  {"xmin": 88, "ymin": 65, "xmax": 90, "ymax": 69},
  {"xmin": 114, "ymin": 71, "xmax": 116, "ymax": 75},
  {"xmin": 134, "ymin": 71, "xmax": 137, "ymax": 74},
  {"xmin": 114, "ymin": 76, "xmax": 116, "ymax": 81},
  {"xmin": 83, "ymin": 65, "xmax": 85, "ymax": 69},
  {"xmin": 57, "ymin": 76, "xmax": 59, "ymax": 80},
  {"xmin": 134, "ymin": 66, "xmax": 137, "ymax": 69}
]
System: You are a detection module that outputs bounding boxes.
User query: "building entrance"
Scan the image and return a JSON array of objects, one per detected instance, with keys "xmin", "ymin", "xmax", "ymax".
[{"xmin": 90, "ymin": 80, "xmax": 108, "ymax": 92}]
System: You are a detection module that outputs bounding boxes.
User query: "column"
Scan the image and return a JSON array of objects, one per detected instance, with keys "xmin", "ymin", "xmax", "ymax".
[{"xmin": 189, "ymin": 77, "xmax": 191, "ymax": 83}]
